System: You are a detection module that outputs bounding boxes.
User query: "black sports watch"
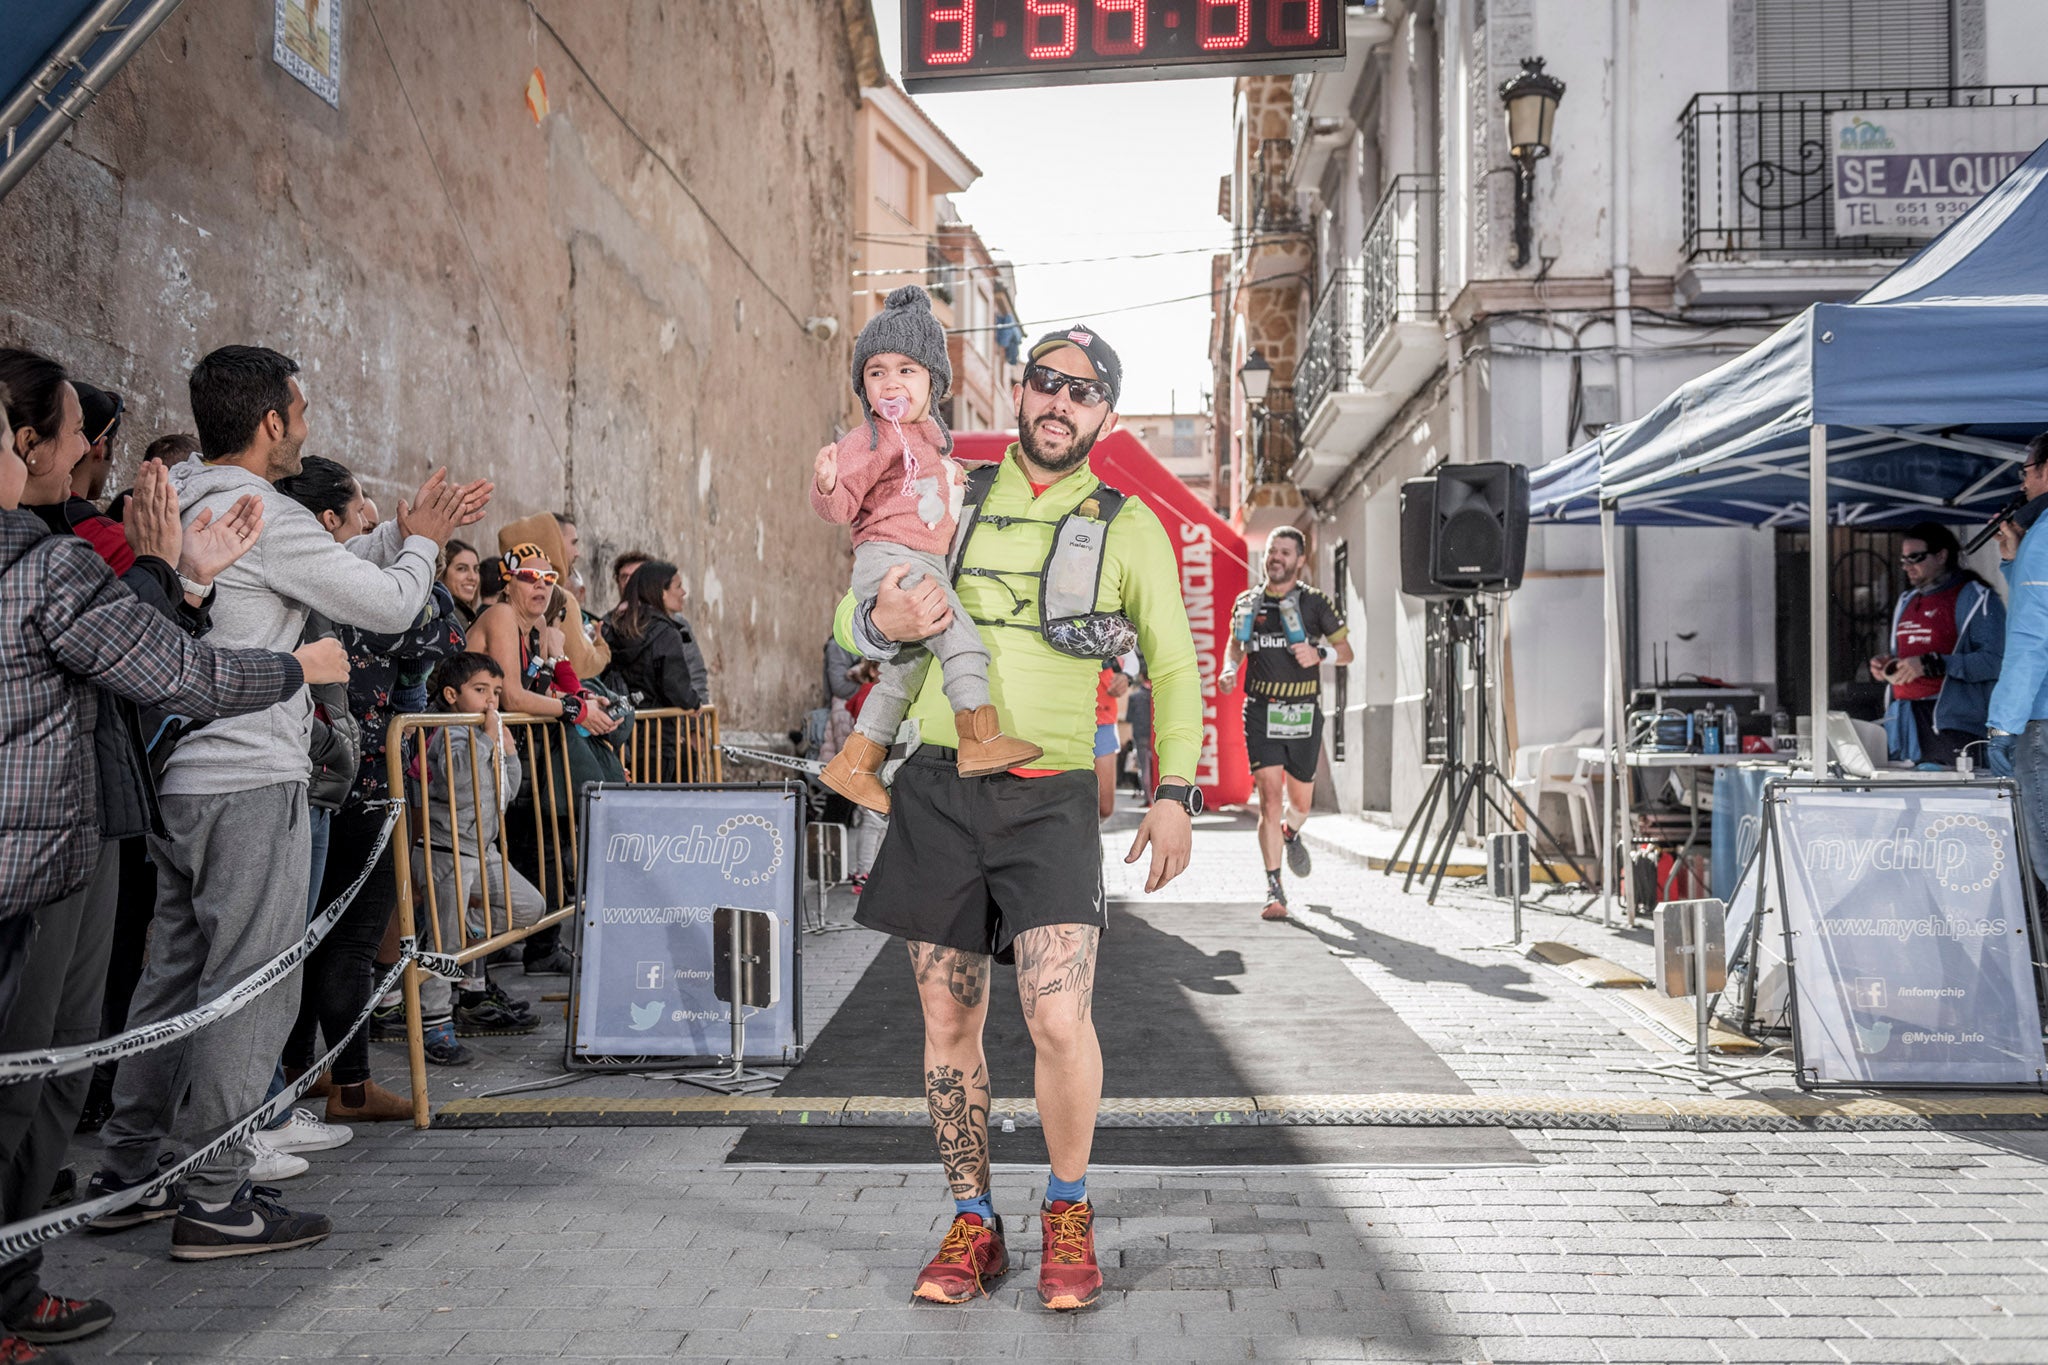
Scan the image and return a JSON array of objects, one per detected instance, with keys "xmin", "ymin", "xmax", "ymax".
[{"xmin": 1152, "ymin": 781, "xmax": 1203, "ymax": 815}]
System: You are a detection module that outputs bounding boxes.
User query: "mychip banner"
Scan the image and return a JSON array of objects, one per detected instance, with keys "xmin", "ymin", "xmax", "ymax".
[
  {"xmin": 1770, "ymin": 781, "xmax": 2046, "ymax": 1089},
  {"xmin": 572, "ymin": 784, "xmax": 802, "ymax": 1066},
  {"xmin": 1830, "ymin": 107, "xmax": 2048, "ymax": 238}
]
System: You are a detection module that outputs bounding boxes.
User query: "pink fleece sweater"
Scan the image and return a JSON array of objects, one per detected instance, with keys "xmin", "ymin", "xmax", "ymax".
[{"xmin": 809, "ymin": 417, "xmax": 964, "ymax": 557}]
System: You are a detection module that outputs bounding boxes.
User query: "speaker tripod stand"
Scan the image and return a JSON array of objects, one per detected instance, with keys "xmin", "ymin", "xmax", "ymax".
[{"xmin": 1386, "ymin": 597, "xmax": 1589, "ymax": 905}]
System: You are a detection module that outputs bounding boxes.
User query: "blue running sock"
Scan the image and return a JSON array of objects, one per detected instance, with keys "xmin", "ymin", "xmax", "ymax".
[
  {"xmin": 955, "ymin": 1193, "xmax": 994, "ymax": 1223},
  {"xmin": 1045, "ymin": 1172, "xmax": 1087, "ymax": 1205}
]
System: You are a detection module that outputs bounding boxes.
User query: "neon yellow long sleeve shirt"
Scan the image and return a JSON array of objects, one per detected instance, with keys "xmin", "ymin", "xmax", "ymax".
[{"xmin": 835, "ymin": 444, "xmax": 1201, "ymax": 778}]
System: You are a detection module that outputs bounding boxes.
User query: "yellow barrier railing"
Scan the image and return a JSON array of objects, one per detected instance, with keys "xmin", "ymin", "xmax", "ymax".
[
  {"xmin": 385, "ymin": 705, "xmax": 719, "ymax": 1126},
  {"xmin": 620, "ymin": 705, "xmax": 723, "ymax": 783}
]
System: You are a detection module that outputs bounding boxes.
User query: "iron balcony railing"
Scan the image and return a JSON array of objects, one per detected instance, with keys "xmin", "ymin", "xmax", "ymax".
[
  {"xmin": 1249, "ymin": 384, "xmax": 1298, "ymax": 489},
  {"xmin": 1679, "ymin": 85, "xmax": 2048, "ymax": 260},
  {"xmin": 926, "ymin": 239, "xmax": 956, "ymax": 303},
  {"xmin": 1296, "ymin": 174, "xmax": 1440, "ymax": 420}
]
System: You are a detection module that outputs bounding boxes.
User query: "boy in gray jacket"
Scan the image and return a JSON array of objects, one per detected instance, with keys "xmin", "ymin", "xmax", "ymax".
[
  {"xmin": 416, "ymin": 653, "xmax": 547, "ymax": 1023},
  {"xmin": 91, "ymin": 346, "xmax": 492, "ymax": 1261}
]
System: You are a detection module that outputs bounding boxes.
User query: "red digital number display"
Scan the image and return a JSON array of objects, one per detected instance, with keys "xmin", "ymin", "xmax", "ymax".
[{"xmin": 903, "ymin": 0, "xmax": 1344, "ymax": 92}]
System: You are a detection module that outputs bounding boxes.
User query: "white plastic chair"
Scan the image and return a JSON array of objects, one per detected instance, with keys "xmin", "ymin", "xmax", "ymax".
[{"xmin": 1509, "ymin": 726, "xmax": 1602, "ymax": 855}]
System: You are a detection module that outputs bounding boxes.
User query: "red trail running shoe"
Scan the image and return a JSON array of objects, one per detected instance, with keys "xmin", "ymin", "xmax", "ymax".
[
  {"xmin": 1038, "ymin": 1199, "xmax": 1103, "ymax": 1310},
  {"xmin": 911, "ymin": 1211, "xmax": 1009, "ymax": 1303}
]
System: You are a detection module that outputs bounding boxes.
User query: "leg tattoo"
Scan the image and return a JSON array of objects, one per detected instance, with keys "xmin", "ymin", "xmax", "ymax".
[
  {"xmin": 925, "ymin": 1061, "xmax": 991, "ymax": 1199},
  {"xmin": 907, "ymin": 941, "xmax": 991, "ymax": 1009},
  {"xmin": 1014, "ymin": 925, "xmax": 1098, "ymax": 1024}
]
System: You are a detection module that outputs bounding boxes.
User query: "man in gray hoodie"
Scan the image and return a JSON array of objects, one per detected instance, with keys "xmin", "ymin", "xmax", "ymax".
[{"xmin": 90, "ymin": 346, "xmax": 492, "ymax": 1261}]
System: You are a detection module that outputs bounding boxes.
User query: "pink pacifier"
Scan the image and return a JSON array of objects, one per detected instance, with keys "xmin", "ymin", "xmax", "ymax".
[{"xmin": 876, "ymin": 396, "xmax": 919, "ymax": 494}]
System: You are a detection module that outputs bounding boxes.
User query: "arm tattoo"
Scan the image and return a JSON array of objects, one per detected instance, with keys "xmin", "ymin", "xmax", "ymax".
[
  {"xmin": 1013, "ymin": 925, "xmax": 1098, "ymax": 1023},
  {"xmin": 925, "ymin": 1061, "xmax": 991, "ymax": 1199},
  {"xmin": 907, "ymin": 941, "xmax": 990, "ymax": 1009}
]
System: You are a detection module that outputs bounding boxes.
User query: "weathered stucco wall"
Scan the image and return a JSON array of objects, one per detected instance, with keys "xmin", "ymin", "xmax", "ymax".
[{"xmin": 0, "ymin": 0, "xmax": 867, "ymax": 734}]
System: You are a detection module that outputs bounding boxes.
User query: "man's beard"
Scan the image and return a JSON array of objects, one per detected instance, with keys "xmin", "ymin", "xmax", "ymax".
[
  {"xmin": 1018, "ymin": 411, "xmax": 1098, "ymax": 473},
  {"xmin": 268, "ymin": 435, "xmax": 306, "ymax": 482}
]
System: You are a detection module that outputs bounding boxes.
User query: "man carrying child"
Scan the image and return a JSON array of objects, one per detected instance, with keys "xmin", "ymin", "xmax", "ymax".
[{"xmin": 835, "ymin": 319, "xmax": 1202, "ymax": 1311}]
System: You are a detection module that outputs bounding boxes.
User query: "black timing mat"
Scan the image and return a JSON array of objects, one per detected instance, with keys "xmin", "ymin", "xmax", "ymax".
[{"xmin": 728, "ymin": 901, "xmax": 1530, "ymax": 1166}]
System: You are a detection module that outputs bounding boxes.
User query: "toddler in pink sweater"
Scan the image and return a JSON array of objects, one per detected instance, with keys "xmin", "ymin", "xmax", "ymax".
[{"xmin": 811, "ymin": 286, "xmax": 1039, "ymax": 813}]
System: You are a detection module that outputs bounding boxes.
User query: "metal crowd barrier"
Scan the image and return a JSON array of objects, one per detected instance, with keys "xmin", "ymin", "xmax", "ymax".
[
  {"xmin": 386, "ymin": 706, "xmax": 720, "ymax": 1127},
  {"xmin": 621, "ymin": 705, "xmax": 723, "ymax": 784}
]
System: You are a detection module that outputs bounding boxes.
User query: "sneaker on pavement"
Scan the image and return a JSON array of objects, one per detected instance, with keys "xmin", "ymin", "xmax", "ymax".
[
  {"xmin": 366, "ymin": 1001, "xmax": 407, "ymax": 1042},
  {"xmin": 482, "ymin": 978, "xmax": 535, "ymax": 1022},
  {"xmin": 82, "ymin": 1168, "xmax": 178, "ymax": 1232},
  {"xmin": 169, "ymin": 1183, "xmax": 331, "ymax": 1261},
  {"xmin": 248, "ymin": 1134, "xmax": 309, "ymax": 1183},
  {"xmin": 421, "ymin": 1019, "xmax": 474, "ymax": 1066},
  {"xmin": 266, "ymin": 1108, "xmax": 354, "ymax": 1153},
  {"xmin": 0, "ymin": 1334, "xmax": 72, "ymax": 1363},
  {"xmin": 1282, "ymin": 825, "xmax": 1312, "ymax": 877},
  {"xmin": 1037, "ymin": 1199, "xmax": 1103, "ymax": 1311},
  {"xmin": 39, "ymin": 1168, "xmax": 74, "ymax": 1212},
  {"xmin": 910, "ymin": 1212, "xmax": 1009, "ymax": 1303},
  {"xmin": 454, "ymin": 995, "xmax": 539, "ymax": 1037},
  {"xmin": 4, "ymin": 1292, "xmax": 113, "ymax": 1345},
  {"xmin": 1261, "ymin": 897, "xmax": 1289, "ymax": 921},
  {"xmin": 523, "ymin": 946, "xmax": 574, "ymax": 977}
]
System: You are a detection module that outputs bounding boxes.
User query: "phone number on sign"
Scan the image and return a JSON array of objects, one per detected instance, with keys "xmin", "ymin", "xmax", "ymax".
[{"xmin": 1848, "ymin": 198, "xmax": 1976, "ymax": 229}]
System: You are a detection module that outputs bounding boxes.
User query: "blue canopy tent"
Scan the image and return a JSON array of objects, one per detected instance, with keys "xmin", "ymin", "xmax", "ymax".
[{"xmin": 1528, "ymin": 136, "xmax": 2048, "ymax": 919}]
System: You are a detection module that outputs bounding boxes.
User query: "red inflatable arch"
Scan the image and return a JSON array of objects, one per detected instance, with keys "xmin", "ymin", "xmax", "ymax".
[{"xmin": 951, "ymin": 430, "xmax": 1253, "ymax": 811}]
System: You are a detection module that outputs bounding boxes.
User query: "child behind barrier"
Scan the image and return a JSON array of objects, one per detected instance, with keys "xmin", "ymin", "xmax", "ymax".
[{"xmin": 416, "ymin": 653, "xmax": 547, "ymax": 1026}]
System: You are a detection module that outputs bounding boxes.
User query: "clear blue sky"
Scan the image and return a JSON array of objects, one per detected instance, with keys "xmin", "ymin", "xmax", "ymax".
[{"xmin": 869, "ymin": 3, "xmax": 1237, "ymax": 415}]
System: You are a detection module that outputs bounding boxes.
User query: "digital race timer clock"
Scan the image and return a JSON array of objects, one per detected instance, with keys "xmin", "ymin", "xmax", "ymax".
[{"xmin": 901, "ymin": 0, "xmax": 1347, "ymax": 93}]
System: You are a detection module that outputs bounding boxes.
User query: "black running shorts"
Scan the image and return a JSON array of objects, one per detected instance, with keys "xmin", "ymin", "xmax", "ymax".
[
  {"xmin": 1243, "ymin": 695, "xmax": 1325, "ymax": 784},
  {"xmin": 854, "ymin": 748, "xmax": 1104, "ymax": 964}
]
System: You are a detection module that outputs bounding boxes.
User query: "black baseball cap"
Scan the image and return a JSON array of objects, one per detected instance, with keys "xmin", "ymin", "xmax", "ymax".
[
  {"xmin": 74, "ymin": 381, "xmax": 124, "ymax": 447},
  {"xmin": 1027, "ymin": 326, "xmax": 1122, "ymax": 409}
]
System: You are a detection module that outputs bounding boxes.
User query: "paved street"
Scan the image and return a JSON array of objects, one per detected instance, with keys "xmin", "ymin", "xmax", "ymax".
[{"xmin": 42, "ymin": 808, "xmax": 2048, "ymax": 1364}]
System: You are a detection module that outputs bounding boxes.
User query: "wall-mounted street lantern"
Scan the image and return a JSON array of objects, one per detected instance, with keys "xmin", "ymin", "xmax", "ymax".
[
  {"xmin": 1499, "ymin": 57, "xmax": 1565, "ymax": 270},
  {"xmin": 1239, "ymin": 349, "xmax": 1273, "ymax": 406}
]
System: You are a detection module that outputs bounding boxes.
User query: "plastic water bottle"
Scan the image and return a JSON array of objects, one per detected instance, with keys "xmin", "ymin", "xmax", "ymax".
[
  {"xmin": 1723, "ymin": 704, "xmax": 1740, "ymax": 754},
  {"xmin": 1701, "ymin": 711, "xmax": 1721, "ymax": 755}
]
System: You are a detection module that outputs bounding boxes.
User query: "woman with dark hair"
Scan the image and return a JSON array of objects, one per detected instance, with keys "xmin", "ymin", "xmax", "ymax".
[
  {"xmin": 601, "ymin": 560, "xmax": 703, "ymax": 712},
  {"xmin": 274, "ymin": 455, "xmax": 476, "ymax": 1105},
  {"xmin": 1869, "ymin": 520, "xmax": 2005, "ymax": 767},
  {"xmin": 440, "ymin": 538, "xmax": 483, "ymax": 627},
  {"xmin": 0, "ymin": 352, "xmax": 336, "ymax": 1356}
]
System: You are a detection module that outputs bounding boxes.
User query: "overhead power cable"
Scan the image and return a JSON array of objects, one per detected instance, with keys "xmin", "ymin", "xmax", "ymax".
[
  {"xmin": 852, "ymin": 235, "xmax": 1301, "ymax": 279},
  {"xmin": 942, "ymin": 271, "xmax": 1306, "ymax": 337},
  {"xmin": 525, "ymin": 1, "xmax": 808, "ymax": 332}
]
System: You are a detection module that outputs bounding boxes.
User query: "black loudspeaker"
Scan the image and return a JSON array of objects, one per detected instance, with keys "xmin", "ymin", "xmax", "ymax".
[
  {"xmin": 1429, "ymin": 462, "xmax": 1529, "ymax": 592},
  {"xmin": 1399, "ymin": 477, "xmax": 1460, "ymax": 600}
]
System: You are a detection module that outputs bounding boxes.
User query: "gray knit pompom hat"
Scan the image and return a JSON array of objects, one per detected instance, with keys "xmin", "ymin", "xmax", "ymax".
[{"xmin": 851, "ymin": 285, "xmax": 954, "ymax": 454}]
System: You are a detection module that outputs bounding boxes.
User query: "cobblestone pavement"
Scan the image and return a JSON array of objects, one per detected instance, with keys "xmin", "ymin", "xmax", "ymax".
[{"xmin": 37, "ymin": 806, "xmax": 2048, "ymax": 1363}]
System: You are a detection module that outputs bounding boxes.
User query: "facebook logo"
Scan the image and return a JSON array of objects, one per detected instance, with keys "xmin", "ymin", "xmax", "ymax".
[{"xmin": 636, "ymin": 961, "xmax": 665, "ymax": 991}]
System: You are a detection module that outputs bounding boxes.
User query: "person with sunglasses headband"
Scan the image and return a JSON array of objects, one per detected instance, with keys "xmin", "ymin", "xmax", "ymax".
[
  {"xmin": 833, "ymin": 323, "xmax": 1202, "ymax": 1313},
  {"xmin": 1867, "ymin": 520, "xmax": 2003, "ymax": 768}
]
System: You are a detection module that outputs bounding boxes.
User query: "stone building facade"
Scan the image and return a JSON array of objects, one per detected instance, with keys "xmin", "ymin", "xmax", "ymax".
[{"xmin": 0, "ymin": 0, "xmax": 886, "ymax": 738}]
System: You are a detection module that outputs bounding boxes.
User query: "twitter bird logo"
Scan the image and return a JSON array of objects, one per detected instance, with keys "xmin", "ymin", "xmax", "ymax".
[{"xmin": 628, "ymin": 1000, "xmax": 663, "ymax": 1032}]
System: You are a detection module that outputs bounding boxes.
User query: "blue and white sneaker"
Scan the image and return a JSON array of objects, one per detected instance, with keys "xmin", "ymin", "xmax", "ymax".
[
  {"xmin": 83, "ymin": 1167, "xmax": 180, "ymax": 1232},
  {"xmin": 169, "ymin": 1183, "xmax": 331, "ymax": 1261}
]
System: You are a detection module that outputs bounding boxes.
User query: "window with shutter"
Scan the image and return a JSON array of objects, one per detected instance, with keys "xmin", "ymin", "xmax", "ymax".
[{"xmin": 1755, "ymin": 0, "xmax": 1952, "ymax": 91}]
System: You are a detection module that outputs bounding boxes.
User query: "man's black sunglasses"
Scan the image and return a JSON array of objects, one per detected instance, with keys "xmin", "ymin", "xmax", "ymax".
[{"xmin": 1023, "ymin": 364, "xmax": 1112, "ymax": 408}]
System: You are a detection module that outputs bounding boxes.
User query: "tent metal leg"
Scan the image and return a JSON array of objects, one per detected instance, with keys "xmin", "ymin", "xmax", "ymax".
[
  {"xmin": 1809, "ymin": 426, "xmax": 1830, "ymax": 778},
  {"xmin": 1600, "ymin": 503, "xmax": 1622, "ymax": 926}
]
